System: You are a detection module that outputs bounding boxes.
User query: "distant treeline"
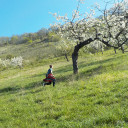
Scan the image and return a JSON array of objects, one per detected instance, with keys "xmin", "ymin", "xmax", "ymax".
[{"xmin": 0, "ymin": 27, "xmax": 60, "ymax": 46}]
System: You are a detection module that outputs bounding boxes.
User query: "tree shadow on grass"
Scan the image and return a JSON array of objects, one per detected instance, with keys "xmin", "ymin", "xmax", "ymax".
[
  {"xmin": 0, "ymin": 86, "xmax": 20, "ymax": 94},
  {"xmin": 0, "ymin": 81, "xmax": 43, "ymax": 95},
  {"xmin": 54, "ymin": 64, "xmax": 73, "ymax": 74},
  {"xmin": 25, "ymin": 81, "xmax": 42, "ymax": 90},
  {"xmin": 78, "ymin": 56, "xmax": 119, "ymax": 69}
]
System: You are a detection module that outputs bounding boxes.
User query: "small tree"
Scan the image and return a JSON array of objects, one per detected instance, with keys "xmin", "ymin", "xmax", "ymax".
[
  {"xmin": 37, "ymin": 28, "xmax": 48, "ymax": 41},
  {"xmin": 10, "ymin": 35, "xmax": 18, "ymax": 44},
  {"xmin": 47, "ymin": 31, "xmax": 61, "ymax": 42},
  {"xmin": 56, "ymin": 39, "xmax": 75, "ymax": 61},
  {"xmin": 51, "ymin": 0, "xmax": 128, "ymax": 74}
]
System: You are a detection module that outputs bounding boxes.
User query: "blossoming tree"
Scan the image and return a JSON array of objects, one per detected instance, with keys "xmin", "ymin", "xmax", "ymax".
[{"xmin": 52, "ymin": 0, "xmax": 128, "ymax": 74}]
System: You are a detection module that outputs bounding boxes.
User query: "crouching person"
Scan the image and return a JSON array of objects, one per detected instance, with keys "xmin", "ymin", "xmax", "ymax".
[{"xmin": 43, "ymin": 65, "xmax": 56, "ymax": 87}]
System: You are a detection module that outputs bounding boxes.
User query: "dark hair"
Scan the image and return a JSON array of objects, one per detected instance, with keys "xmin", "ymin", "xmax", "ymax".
[{"xmin": 49, "ymin": 65, "xmax": 52, "ymax": 68}]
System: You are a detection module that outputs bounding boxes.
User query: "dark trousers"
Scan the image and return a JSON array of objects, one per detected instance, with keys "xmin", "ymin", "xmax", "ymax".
[
  {"xmin": 53, "ymin": 79, "xmax": 55, "ymax": 87},
  {"xmin": 45, "ymin": 79, "xmax": 55, "ymax": 87}
]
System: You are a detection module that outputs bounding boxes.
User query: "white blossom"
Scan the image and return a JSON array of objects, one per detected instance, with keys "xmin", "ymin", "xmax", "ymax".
[
  {"xmin": 0, "ymin": 56, "xmax": 23, "ymax": 68},
  {"xmin": 50, "ymin": 0, "xmax": 128, "ymax": 51},
  {"xmin": 11, "ymin": 56, "xmax": 23, "ymax": 67}
]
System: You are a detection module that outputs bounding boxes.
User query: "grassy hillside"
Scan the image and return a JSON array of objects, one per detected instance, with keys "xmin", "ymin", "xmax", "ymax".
[
  {"xmin": 0, "ymin": 42, "xmax": 58, "ymax": 62},
  {"xmin": 0, "ymin": 50, "xmax": 128, "ymax": 128}
]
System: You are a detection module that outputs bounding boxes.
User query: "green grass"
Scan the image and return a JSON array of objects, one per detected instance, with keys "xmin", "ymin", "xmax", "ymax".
[
  {"xmin": 0, "ymin": 50, "xmax": 128, "ymax": 128},
  {"xmin": 0, "ymin": 42, "xmax": 59, "ymax": 62}
]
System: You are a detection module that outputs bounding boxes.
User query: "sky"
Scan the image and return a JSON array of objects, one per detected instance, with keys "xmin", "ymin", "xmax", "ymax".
[{"xmin": 0, "ymin": 0, "xmax": 114, "ymax": 37}]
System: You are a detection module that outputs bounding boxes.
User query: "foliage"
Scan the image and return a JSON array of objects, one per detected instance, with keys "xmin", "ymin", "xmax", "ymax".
[
  {"xmin": 6, "ymin": 54, "xmax": 14, "ymax": 59},
  {"xmin": 47, "ymin": 31, "xmax": 61, "ymax": 42},
  {"xmin": 0, "ymin": 37, "xmax": 9, "ymax": 46},
  {"xmin": 10, "ymin": 35, "xmax": 18, "ymax": 44},
  {"xmin": 0, "ymin": 28, "xmax": 60, "ymax": 45}
]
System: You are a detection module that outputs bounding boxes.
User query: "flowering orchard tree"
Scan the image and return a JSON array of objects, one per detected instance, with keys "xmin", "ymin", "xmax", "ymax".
[
  {"xmin": 56, "ymin": 39, "xmax": 75, "ymax": 61},
  {"xmin": 51, "ymin": 0, "xmax": 128, "ymax": 74}
]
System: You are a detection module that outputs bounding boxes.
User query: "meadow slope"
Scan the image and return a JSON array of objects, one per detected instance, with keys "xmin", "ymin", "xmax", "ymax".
[{"xmin": 0, "ymin": 50, "xmax": 128, "ymax": 128}]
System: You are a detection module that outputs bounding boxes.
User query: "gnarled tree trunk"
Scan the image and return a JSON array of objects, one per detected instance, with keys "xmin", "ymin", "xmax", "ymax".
[{"xmin": 72, "ymin": 38, "xmax": 94, "ymax": 74}]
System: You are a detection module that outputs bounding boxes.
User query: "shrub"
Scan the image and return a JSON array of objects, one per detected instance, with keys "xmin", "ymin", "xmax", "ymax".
[{"xmin": 0, "ymin": 56, "xmax": 23, "ymax": 69}]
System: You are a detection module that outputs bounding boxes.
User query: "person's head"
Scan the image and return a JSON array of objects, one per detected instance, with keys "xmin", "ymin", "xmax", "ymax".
[{"xmin": 49, "ymin": 65, "xmax": 52, "ymax": 68}]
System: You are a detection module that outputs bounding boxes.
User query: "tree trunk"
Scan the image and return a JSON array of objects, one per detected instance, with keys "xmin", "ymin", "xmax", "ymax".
[
  {"xmin": 121, "ymin": 46, "xmax": 124, "ymax": 53},
  {"xmin": 72, "ymin": 51, "xmax": 78, "ymax": 74},
  {"xmin": 114, "ymin": 48, "xmax": 117, "ymax": 54},
  {"xmin": 101, "ymin": 45, "xmax": 103, "ymax": 55},
  {"xmin": 72, "ymin": 38, "xmax": 94, "ymax": 74},
  {"xmin": 65, "ymin": 53, "xmax": 69, "ymax": 62},
  {"xmin": 101, "ymin": 49, "xmax": 103, "ymax": 55}
]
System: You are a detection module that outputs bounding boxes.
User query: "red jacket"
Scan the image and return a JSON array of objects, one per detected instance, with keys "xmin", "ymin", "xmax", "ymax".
[{"xmin": 43, "ymin": 73, "xmax": 55, "ymax": 82}]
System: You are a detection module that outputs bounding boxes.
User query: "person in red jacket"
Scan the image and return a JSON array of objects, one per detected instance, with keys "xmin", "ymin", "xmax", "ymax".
[{"xmin": 43, "ymin": 65, "xmax": 56, "ymax": 87}]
